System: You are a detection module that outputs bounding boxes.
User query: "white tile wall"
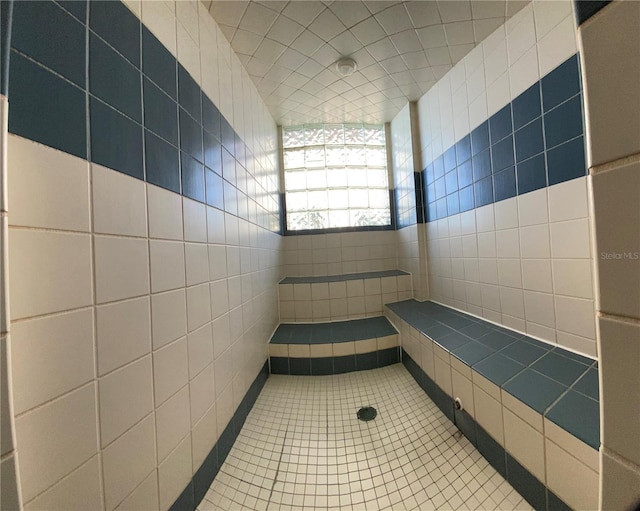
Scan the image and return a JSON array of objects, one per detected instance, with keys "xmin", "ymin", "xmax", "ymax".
[
  {"xmin": 283, "ymin": 230, "xmax": 398, "ymax": 277},
  {"xmin": 7, "ymin": 2, "xmax": 281, "ymax": 508},
  {"xmin": 408, "ymin": 0, "xmax": 597, "ymax": 356},
  {"xmin": 11, "ymin": 309, "xmax": 95, "ymax": 415},
  {"xmin": 579, "ymin": 2, "xmax": 640, "ymax": 504}
]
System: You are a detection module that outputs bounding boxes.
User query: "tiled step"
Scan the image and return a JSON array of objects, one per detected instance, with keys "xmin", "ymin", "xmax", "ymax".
[
  {"xmin": 386, "ymin": 299, "xmax": 600, "ymax": 511},
  {"xmin": 279, "ymin": 270, "xmax": 413, "ymax": 322},
  {"xmin": 269, "ymin": 316, "xmax": 399, "ymax": 376}
]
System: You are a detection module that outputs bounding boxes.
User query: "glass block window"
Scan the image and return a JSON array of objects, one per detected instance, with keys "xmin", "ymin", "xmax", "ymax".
[{"xmin": 282, "ymin": 124, "xmax": 392, "ymax": 231}]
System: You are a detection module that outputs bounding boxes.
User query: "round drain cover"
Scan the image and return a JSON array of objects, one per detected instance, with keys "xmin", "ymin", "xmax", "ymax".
[{"xmin": 357, "ymin": 406, "xmax": 377, "ymax": 421}]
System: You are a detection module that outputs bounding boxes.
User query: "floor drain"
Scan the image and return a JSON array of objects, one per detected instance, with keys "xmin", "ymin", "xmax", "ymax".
[{"xmin": 357, "ymin": 406, "xmax": 377, "ymax": 421}]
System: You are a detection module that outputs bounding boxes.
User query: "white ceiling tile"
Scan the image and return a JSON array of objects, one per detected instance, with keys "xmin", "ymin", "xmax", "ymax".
[
  {"xmin": 344, "ymin": 71, "xmax": 368, "ymax": 88},
  {"xmin": 328, "ymin": 30, "xmax": 363, "ymax": 56},
  {"xmin": 218, "ymin": 23, "xmax": 236, "ymax": 42},
  {"xmin": 402, "ymin": 50, "xmax": 429, "ymax": 70},
  {"xmin": 267, "ymin": 16, "xmax": 306, "ymax": 46},
  {"xmin": 432, "ymin": 64, "xmax": 452, "ymax": 81},
  {"xmin": 449, "ymin": 43, "xmax": 475, "ymax": 64},
  {"xmin": 379, "ymin": 55, "xmax": 409, "ymax": 74},
  {"xmin": 425, "ymin": 46, "xmax": 451, "ymax": 66},
  {"xmin": 372, "ymin": 75, "xmax": 398, "ymax": 92},
  {"xmin": 366, "ymin": 38, "xmax": 398, "ymax": 61},
  {"xmin": 471, "ymin": 1, "xmax": 507, "ymax": 19},
  {"xmin": 359, "ymin": 63, "xmax": 387, "ymax": 81},
  {"xmin": 314, "ymin": 68, "xmax": 341, "ymax": 87},
  {"xmin": 208, "ymin": 0, "xmax": 524, "ymax": 124},
  {"xmin": 349, "ymin": 47, "xmax": 377, "ymax": 69},
  {"xmin": 375, "ymin": 4, "xmax": 413, "ymax": 35},
  {"xmin": 231, "ymin": 28, "xmax": 263, "ymax": 56},
  {"xmin": 261, "ymin": 63, "xmax": 292, "ymax": 84},
  {"xmin": 296, "ymin": 59, "xmax": 325, "ymax": 79},
  {"xmin": 327, "ymin": 79, "xmax": 351, "ymax": 94},
  {"xmin": 350, "ymin": 17, "xmax": 387, "ymax": 45},
  {"xmin": 404, "ymin": 1, "xmax": 442, "ymax": 28},
  {"xmin": 300, "ymin": 79, "xmax": 325, "ymax": 96},
  {"xmin": 506, "ymin": 0, "xmax": 529, "ymax": 17},
  {"xmin": 399, "ymin": 83, "xmax": 424, "ymax": 99},
  {"xmin": 411, "ymin": 67, "xmax": 436, "ymax": 84},
  {"xmin": 311, "ymin": 44, "xmax": 341, "ymax": 67},
  {"xmin": 290, "ymin": 30, "xmax": 325, "ymax": 56},
  {"xmin": 253, "ymin": 38, "xmax": 287, "ymax": 63},
  {"xmin": 239, "ymin": 2, "xmax": 279, "ymax": 36},
  {"xmin": 209, "ymin": 1, "xmax": 248, "ymax": 27},
  {"xmin": 276, "ymin": 48, "xmax": 308, "ymax": 71},
  {"xmin": 416, "ymin": 25, "xmax": 447, "ymax": 49},
  {"xmin": 256, "ymin": 1, "xmax": 287, "ymax": 14},
  {"xmin": 364, "ymin": 1, "xmax": 397, "ymax": 15},
  {"xmin": 390, "ymin": 69, "xmax": 415, "ymax": 86},
  {"xmin": 282, "ymin": 2, "xmax": 325, "ymax": 25},
  {"xmin": 437, "ymin": 0, "xmax": 472, "ymax": 23},
  {"xmin": 309, "ymin": 8, "xmax": 346, "ymax": 41},
  {"xmin": 342, "ymin": 88, "xmax": 362, "ymax": 102},
  {"xmin": 245, "ymin": 57, "xmax": 271, "ymax": 78},
  {"xmin": 445, "ymin": 21, "xmax": 475, "ymax": 46},
  {"xmin": 328, "ymin": 2, "xmax": 371, "ymax": 29},
  {"xmin": 390, "ymin": 29, "xmax": 423, "ymax": 53}
]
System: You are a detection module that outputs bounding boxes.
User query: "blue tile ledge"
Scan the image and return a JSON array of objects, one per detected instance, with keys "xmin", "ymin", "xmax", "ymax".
[
  {"xmin": 386, "ymin": 299, "xmax": 599, "ymax": 451},
  {"xmin": 268, "ymin": 317, "xmax": 400, "ymax": 375},
  {"xmin": 279, "ymin": 269, "xmax": 409, "ymax": 284}
]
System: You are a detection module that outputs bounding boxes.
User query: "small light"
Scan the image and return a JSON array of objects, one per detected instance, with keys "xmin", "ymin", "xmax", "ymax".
[{"xmin": 335, "ymin": 58, "xmax": 357, "ymax": 77}]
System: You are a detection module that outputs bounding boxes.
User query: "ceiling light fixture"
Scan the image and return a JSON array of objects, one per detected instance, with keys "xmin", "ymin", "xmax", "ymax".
[{"xmin": 335, "ymin": 58, "xmax": 357, "ymax": 77}]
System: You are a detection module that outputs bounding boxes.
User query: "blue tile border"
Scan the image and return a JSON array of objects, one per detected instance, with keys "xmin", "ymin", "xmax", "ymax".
[
  {"xmin": 0, "ymin": 0, "xmax": 13, "ymax": 96},
  {"xmin": 401, "ymin": 349, "xmax": 573, "ymax": 511},
  {"xmin": 422, "ymin": 54, "xmax": 586, "ymax": 223},
  {"xmin": 6, "ymin": 0, "xmax": 281, "ymax": 233},
  {"xmin": 279, "ymin": 269, "xmax": 409, "ymax": 284},
  {"xmin": 270, "ymin": 316, "xmax": 398, "ymax": 345},
  {"xmin": 270, "ymin": 347, "xmax": 401, "ymax": 376},
  {"xmin": 387, "ymin": 299, "xmax": 599, "ymax": 449},
  {"xmin": 169, "ymin": 360, "xmax": 269, "ymax": 511},
  {"xmin": 574, "ymin": 0, "xmax": 612, "ymax": 25}
]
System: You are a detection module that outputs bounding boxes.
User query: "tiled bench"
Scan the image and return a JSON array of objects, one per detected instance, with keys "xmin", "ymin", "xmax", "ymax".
[
  {"xmin": 268, "ymin": 316, "xmax": 400, "ymax": 376},
  {"xmin": 385, "ymin": 299, "xmax": 599, "ymax": 511},
  {"xmin": 278, "ymin": 270, "xmax": 413, "ymax": 322}
]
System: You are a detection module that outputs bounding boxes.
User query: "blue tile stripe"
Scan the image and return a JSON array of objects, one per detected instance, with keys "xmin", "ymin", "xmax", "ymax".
[
  {"xmin": 402, "ymin": 350, "xmax": 573, "ymax": 511},
  {"xmin": 279, "ymin": 269, "xmax": 409, "ymax": 284},
  {"xmin": 574, "ymin": 1, "xmax": 612, "ymax": 25},
  {"xmin": 270, "ymin": 347, "xmax": 401, "ymax": 376},
  {"xmin": 388, "ymin": 299, "xmax": 599, "ymax": 448},
  {"xmin": 6, "ymin": 0, "xmax": 280, "ymax": 233},
  {"xmin": 0, "ymin": 0, "xmax": 13, "ymax": 96},
  {"xmin": 169, "ymin": 360, "xmax": 269, "ymax": 511},
  {"xmin": 423, "ymin": 54, "xmax": 586, "ymax": 223}
]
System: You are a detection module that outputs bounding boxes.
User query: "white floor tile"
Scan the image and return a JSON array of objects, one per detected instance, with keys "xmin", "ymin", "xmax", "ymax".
[{"xmin": 201, "ymin": 365, "xmax": 529, "ymax": 510}]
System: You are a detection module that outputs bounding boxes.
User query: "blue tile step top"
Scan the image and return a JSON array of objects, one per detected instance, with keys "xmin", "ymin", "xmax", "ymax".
[
  {"xmin": 386, "ymin": 299, "xmax": 599, "ymax": 450},
  {"xmin": 269, "ymin": 316, "xmax": 400, "ymax": 376},
  {"xmin": 279, "ymin": 269, "xmax": 409, "ymax": 284}
]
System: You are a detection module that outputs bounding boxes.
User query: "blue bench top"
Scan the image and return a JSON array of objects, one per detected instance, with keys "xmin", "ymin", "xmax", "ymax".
[
  {"xmin": 280, "ymin": 270, "xmax": 409, "ymax": 284},
  {"xmin": 270, "ymin": 316, "xmax": 398, "ymax": 344},
  {"xmin": 386, "ymin": 299, "xmax": 599, "ymax": 450}
]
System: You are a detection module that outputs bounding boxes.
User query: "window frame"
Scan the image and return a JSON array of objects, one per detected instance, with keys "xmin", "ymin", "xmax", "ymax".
[{"xmin": 280, "ymin": 123, "xmax": 396, "ymax": 235}]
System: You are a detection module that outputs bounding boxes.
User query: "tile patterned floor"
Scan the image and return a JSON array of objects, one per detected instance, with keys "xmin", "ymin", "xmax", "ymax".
[{"xmin": 198, "ymin": 365, "xmax": 532, "ymax": 511}]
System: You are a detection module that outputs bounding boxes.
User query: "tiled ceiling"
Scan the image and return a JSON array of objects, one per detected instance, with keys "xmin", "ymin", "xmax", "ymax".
[{"xmin": 204, "ymin": 1, "xmax": 529, "ymax": 126}]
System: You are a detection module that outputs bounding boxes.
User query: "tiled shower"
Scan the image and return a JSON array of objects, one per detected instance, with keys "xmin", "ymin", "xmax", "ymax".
[{"xmin": 1, "ymin": 1, "xmax": 639, "ymax": 511}]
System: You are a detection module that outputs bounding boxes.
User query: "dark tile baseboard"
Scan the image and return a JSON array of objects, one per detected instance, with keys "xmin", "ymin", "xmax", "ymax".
[
  {"xmin": 402, "ymin": 350, "xmax": 572, "ymax": 511},
  {"xmin": 169, "ymin": 360, "xmax": 269, "ymax": 511},
  {"xmin": 270, "ymin": 347, "xmax": 401, "ymax": 376}
]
